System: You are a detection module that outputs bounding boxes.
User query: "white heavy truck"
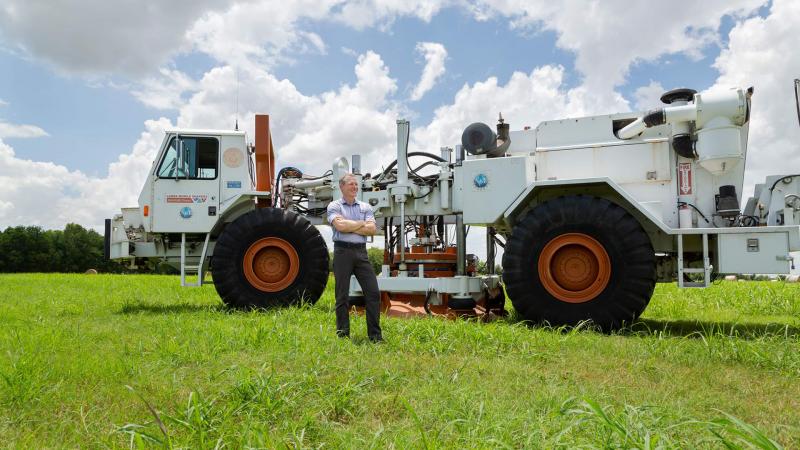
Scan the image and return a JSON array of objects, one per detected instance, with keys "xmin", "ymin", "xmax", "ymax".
[{"xmin": 107, "ymin": 83, "xmax": 800, "ymax": 330}]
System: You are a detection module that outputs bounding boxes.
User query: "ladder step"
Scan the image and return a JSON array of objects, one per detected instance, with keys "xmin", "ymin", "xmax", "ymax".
[
  {"xmin": 683, "ymin": 282, "xmax": 709, "ymax": 288},
  {"xmin": 681, "ymin": 268, "xmax": 707, "ymax": 273}
]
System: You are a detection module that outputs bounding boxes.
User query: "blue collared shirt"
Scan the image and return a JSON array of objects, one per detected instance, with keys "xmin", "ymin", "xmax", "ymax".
[{"xmin": 327, "ymin": 198, "xmax": 375, "ymax": 243}]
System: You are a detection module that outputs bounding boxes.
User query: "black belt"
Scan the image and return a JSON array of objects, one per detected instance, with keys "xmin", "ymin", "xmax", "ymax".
[{"xmin": 334, "ymin": 241, "xmax": 366, "ymax": 249}]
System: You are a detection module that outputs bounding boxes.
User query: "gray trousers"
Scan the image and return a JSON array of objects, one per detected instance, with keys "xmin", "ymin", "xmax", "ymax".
[{"xmin": 333, "ymin": 245, "xmax": 382, "ymax": 339}]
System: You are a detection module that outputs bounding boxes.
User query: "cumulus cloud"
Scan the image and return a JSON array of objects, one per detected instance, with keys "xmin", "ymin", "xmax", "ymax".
[
  {"xmin": 472, "ymin": 0, "xmax": 763, "ymax": 100},
  {"xmin": 0, "ymin": 0, "xmax": 456, "ymax": 79},
  {"xmin": 169, "ymin": 51, "xmax": 399, "ymax": 175},
  {"xmin": 278, "ymin": 51, "xmax": 400, "ymax": 171},
  {"xmin": 131, "ymin": 68, "xmax": 199, "ymax": 110},
  {"xmin": 410, "ymin": 42, "xmax": 447, "ymax": 101},
  {"xmin": 633, "ymin": 81, "xmax": 666, "ymax": 111},
  {"xmin": 0, "ymin": 119, "xmax": 170, "ymax": 230},
  {"xmin": 0, "ymin": 121, "xmax": 48, "ymax": 139},
  {"xmin": 332, "ymin": 0, "xmax": 449, "ymax": 30},
  {"xmin": 414, "ymin": 65, "xmax": 585, "ymax": 149},
  {"xmin": 186, "ymin": 0, "xmax": 338, "ymax": 70},
  {"xmin": 0, "ymin": 0, "xmax": 232, "ymax": 76}
]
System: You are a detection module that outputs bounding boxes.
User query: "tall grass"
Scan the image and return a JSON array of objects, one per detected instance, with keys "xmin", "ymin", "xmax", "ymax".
[{"xmin": 0, "ymin": 273, "xmax": 798, "ymax": 447}]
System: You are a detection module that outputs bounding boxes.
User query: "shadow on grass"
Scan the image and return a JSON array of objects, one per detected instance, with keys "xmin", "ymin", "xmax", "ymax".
[
  {"xmin": 627, "ymin": 318, "xmax": 800, "ymax": 339},
  {"xmin": 117, "ymin": 302, "xmax": 228, "ymax": 315},
  {"xmin": 116, "ymin": 301, "xmax": 307, "ymax": 315},
  {"xmin": 501, "ymin": 311, "xmax": 799, "ymax": 339}
]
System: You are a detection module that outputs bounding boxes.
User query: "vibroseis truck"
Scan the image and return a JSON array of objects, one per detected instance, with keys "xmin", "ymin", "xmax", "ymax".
[{"xmin": 107, "ymin": 83, "xmax": 800, "ymax": 330}]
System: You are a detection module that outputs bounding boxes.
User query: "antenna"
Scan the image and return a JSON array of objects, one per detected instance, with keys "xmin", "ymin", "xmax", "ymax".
[{"xmin": 234, "ymin": 68, "xmax": 240, "ymax": 131}]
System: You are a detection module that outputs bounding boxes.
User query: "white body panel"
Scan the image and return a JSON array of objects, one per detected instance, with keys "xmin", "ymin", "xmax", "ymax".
[
  {"xmin": 452, "ymin": 155, "xmax": 536, "ymax": 224},
  {"xmin": 218, "ymin": 135, "xmax": 252, "ymax": 215},
  {"xmin": 150, "ymin": 134, "xmax": 221, "ymax": 233},
  {"xmin": 505, "ymin": 110, "xmax": 751, "ymax": 232},
  {"xmin": 717, "ymin": 231, "xmax": 792, "ymax": 274}
]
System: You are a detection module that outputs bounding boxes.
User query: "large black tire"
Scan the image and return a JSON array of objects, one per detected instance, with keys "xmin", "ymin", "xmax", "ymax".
[
  {"xmin": 502, "ymin": 195, "xmax": 656, "ymax": 330},
  {"xmin": 211, "ymin": 208, "xmax": 329, "ymax": 308}
]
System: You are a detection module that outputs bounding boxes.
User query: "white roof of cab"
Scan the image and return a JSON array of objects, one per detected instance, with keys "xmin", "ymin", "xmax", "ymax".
[{"xmin": 164, "ymin": 128, "xmax": 246, "ymax": 137}]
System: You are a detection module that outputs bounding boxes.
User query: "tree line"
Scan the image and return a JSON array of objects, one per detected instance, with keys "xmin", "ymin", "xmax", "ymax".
[{"xmin": 0, "ymin": 224, "xmax": 122, "ymax": 273}]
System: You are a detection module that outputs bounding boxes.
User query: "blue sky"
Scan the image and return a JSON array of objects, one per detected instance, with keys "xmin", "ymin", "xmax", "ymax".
[{"xmin": 0, "ymin": 0, "xmax": 798, "ymax": 231}]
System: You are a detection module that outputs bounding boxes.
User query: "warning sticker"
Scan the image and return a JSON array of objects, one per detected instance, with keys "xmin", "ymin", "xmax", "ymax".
[
  {"xmin": 678, "ymin": 163, "xmax": 693, "ymax": 195},
  {"xmin": 166, "ymin": 195, "xmax": 208, "ymax": 204}
]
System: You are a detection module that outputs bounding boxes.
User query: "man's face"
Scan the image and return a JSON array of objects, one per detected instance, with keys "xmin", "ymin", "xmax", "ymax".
[{"xmin": 342, "ymin": 178, "xmax": 359, "ymax": 198}]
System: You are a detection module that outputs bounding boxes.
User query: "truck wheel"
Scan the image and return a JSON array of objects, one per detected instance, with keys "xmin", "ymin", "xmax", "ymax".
[
  {"xmin": 211, "ymin": 208, "xmax": 329, "ymax": 308},
  {"xmin": 502, "ymin": 195, "xmax": 655, "ymax": 330}
]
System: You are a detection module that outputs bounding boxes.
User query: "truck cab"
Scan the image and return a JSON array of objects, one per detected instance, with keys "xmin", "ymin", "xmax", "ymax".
[{"xmin": 137, "ymin": 129, "xmax": 251, "ymax": 234}]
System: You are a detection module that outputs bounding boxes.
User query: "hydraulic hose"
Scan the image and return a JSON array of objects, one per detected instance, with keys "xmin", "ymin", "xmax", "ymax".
[{"xmin": 375, "ymin": 152, "xmax": 447, "ymax": 182}]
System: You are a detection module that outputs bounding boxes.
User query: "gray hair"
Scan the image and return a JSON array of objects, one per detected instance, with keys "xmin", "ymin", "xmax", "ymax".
[{"xmin": 338, "ymin": 173, "xmax": 357, "ymax": 187}]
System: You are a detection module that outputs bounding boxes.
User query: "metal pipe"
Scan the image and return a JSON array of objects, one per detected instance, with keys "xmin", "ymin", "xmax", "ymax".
[
  {"xmin": 486, "ymin": 226, "xmax": 495, "ymax": 274},
  {"xmin": 456, "ymin": 214, "xmax": 466, "ymax": 275},
  {"xmin": 292, "ymin": 178, "xmax": 328, "ymax": 189},
  {"xmin": 396, "ymin": 120, "xmax": 410, "ymax": 186},
  {"xmin": 618, "ymin": 89, "xmax": 748, "ymax": 140},
  {"xmin": 399, "ymin": 201, "xmax": 407, "ymax": 274},
  {"xmin": 439, "ymin": 168, "xmax": 450, "ymax": 210}
]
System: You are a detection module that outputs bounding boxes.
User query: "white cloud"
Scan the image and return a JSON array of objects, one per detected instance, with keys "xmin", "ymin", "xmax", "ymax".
[
  {"xmin": 0, "ymin": 121, "xmax": 48, "ymax": 139},
  {"xmin": 0, "ymin": 0, "xmax": 453, "ymax": 79},
  {"xmin": 332, "ymin": 0, "xmax": 449, "ymax": 30},
  {"xmin": 0, "ymin": 0, "xmax": 233, "ymax": 76},
  {"xmin": 0, "ymin": 119, "xmax": 169, "ymax": 230},
  {"xmin": 341, "ymin": 47, "xmax": 359, "ymax": 58},
  {"xmin": 131, "ymin": 68, "xmax": 199, "ymax": 110},
  {"xmin": 410, "ymin": 42, "xmax": 447, "ymax": 101},
  {"xmin": 708, "ymin": 0, "xmax": 800, "ymax": 197},
  {"xmin": 279, "ymin": 51, "xmax": 400, "ymax": 171},
  {"xmin": 414, "ymin": 65, "xmax": 585, "ymax": 149},
  {"xmin": 473, "ymin": 0, "xmax": 764, "ymax": 92},
  {"xmin": 171, "ymin": 51, "xmax": 399, "ymax": 174},
  {"xmin": 0, "ymin": 99, "xmax": 8, "ymax": 106},
  {"xmin": 633, "ymin": 81, "xmax": 666, "ymax": 111},
  {"xmin": 186, "ymin": 0, "xmax": 339, "ymax": 71}
]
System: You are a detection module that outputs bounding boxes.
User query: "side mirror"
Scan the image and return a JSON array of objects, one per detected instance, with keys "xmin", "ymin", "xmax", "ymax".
[{"xmin": 175, "ymin": 136, "xmax": 187, "ymax": 180}]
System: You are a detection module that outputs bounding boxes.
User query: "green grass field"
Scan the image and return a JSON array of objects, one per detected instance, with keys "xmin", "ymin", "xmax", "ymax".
[{"xmin": 0, "ymin": 273, "xmax": 798, "ymax": 448}]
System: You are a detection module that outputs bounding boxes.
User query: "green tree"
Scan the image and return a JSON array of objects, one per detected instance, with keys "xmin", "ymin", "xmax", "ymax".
[
  {"xmin": 61, "ymin": 223, "xmax": 104, "ymax": 272},
  {"xmin": 367, "ymin": 247, "xmax": 384, "ymax": 274},
  {"xmin": 0, "ymin": 226, "xmax": 55, "ymax": 272},
  {"xmin": 0, "ymin": 223, "xmax": 125, "ymax": 273},
  {"xmin": 327, "ymin": 247, "xmax": 385, "ymax": 274}
]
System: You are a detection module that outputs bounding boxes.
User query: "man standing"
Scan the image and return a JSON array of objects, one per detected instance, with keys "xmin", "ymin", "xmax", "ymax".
[{"xmin": 327, "ymin": 173, "xmax": 383, "ymax": 342}]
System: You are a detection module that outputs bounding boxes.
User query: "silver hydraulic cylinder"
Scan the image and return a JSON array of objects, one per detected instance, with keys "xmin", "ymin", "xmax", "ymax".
[
  {"xmin": 456, "ymin": 214, "xmax": 466, "ymax": 275},
  {"xmin": 396, "ymin": 120, "xmax": 410, "ymax": 186}
]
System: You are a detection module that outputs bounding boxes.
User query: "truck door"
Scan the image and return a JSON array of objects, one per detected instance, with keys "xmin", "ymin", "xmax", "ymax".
[{"xmin": 151, "ymin": 135, "xmax": 221, "ymax": 233}]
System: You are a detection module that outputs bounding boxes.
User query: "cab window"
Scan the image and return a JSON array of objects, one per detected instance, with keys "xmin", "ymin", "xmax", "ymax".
[{"xmin": 157, "ymin": 136, "xmax": 218, "ymax": 179}]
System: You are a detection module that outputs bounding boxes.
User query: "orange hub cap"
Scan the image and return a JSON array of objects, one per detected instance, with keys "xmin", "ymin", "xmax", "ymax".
[
  {"xmin": 538, "ymin": 233, "xmax": 611, "ymax": 303},
  {"xmin": 243, "ymin": 237, "xmax": 299, "ymax": 292}
]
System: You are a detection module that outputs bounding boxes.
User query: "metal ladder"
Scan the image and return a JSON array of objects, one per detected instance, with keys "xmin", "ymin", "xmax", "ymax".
[
  {"xmin": 180, "ymin": 233, "xmax": 211, "ymax": 287},
  {"xmin": 677, "ymin": 233, "xmax": 711, "ymax": 288}
]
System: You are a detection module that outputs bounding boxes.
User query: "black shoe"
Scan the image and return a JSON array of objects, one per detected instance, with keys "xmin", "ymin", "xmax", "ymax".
[
  {"xmin": 337, "ymin": 331, "xmax": 350, "ymax": 339},
  {"xmin": 368, "ymin": 336, "xmax": 384, "ymax": 343}
]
